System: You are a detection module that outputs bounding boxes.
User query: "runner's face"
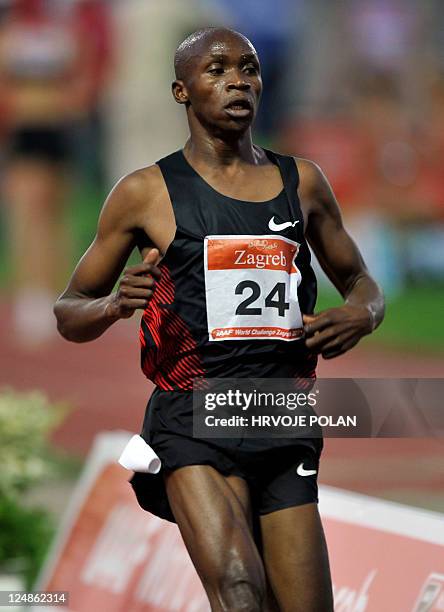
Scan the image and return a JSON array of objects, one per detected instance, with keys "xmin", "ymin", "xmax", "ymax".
[{"xmin": 184, "ymin": 35, "xmax": 262, "ymax": 132}]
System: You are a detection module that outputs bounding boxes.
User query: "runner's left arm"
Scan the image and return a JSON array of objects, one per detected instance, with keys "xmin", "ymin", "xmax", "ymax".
[{"xmin": 296, "ymin": 159, "xmax": 385, "ymax": 359}]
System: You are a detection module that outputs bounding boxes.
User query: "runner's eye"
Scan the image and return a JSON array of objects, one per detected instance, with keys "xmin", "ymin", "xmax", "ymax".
[
  {"xmin": 243, "ymin": 64, "xmax": 258, "ymax": 75},
  {"xmin": 208, "ymin": 65, "xmax": 224, "ymax": 75}
]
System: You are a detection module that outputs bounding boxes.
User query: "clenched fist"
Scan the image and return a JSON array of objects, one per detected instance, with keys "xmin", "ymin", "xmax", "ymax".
[
  {"xmin": 303, "ymin": 305, "xmax": 374, "ymax": 359},
  {"xmin": 106, "ymin": 248, "xmax": 161, "ymax": 319}
]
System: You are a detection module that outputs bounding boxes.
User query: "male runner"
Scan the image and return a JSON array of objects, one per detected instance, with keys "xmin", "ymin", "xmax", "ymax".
[{"xmin": 54, "ymin": 28, "xmax": 384, "ymax": 612}]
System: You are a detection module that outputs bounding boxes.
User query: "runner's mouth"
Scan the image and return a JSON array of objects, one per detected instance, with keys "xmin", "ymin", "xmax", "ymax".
[{"xmin": 224, "ymin": 99, "xmax": 253, "ymax": 118}]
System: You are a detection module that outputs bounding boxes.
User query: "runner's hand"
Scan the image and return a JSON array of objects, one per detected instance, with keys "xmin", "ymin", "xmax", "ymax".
[
  {"xmin": 107, "ymin": 249, "xmax": 161, "ymax": 319},
  {"xmin": 303, "ymin": 305, "xmax": 373, "ymax": 359}
]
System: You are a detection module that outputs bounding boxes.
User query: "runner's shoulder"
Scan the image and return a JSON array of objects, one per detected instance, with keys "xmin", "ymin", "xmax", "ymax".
[
  {"xmin": 100, "ymin": 164, "xmax": 165, "ymax": 232},
  {"xmin": 292, "ymin": 157, "xmax": 324, "ymax": 193},
  {"xmin": 111, "ymin": 165, "xmax": 165, "ymax": 210},
  {"xmin": 290, "ymin": 156, "xmax": 336, "ymax": 210}
]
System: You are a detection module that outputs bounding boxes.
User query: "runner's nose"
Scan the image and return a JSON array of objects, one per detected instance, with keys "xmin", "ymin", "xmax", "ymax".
[{"xmin": 227, "ymin": 76, "xmax": 251, "ymax": 91}]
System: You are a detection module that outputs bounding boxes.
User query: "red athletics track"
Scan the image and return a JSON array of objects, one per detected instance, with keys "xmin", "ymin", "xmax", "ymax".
[{"xmin": 1, "ymin": 301, "xmax": 443, "ymax": 510}]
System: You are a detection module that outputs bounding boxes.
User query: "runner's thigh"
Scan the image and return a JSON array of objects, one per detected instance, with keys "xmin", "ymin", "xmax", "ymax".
[
  {"xmin": 260, "ymin": 503, "xmax": 334, "ymax": 612},
  {"xmin": 164, "ymin": 465, "xmax": 267, "ymax": 611}
]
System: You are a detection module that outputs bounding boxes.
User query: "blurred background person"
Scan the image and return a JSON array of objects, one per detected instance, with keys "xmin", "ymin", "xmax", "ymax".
[{"xmin": 0, "ymin": 0, "xmax": 110, "ymax": 346}]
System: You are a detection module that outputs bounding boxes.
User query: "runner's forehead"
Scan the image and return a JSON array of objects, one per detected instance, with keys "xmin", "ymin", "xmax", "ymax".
[{"xmin": 197, "ymin": 36, "xmax": 258, "ymax": 64}]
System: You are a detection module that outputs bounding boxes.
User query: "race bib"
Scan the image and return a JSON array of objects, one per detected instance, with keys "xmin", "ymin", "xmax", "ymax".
[{"xmin": 204, "ymin": 235, "xmax": 303, "ymax": 342}]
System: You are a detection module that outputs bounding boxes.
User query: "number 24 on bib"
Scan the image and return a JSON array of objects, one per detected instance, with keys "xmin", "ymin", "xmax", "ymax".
[{"xmin": 204, "ymin": 235, "xmax": 304, "ymax": 342}]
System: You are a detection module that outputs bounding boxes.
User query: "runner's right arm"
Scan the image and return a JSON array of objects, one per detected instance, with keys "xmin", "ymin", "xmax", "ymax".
[{"xmin": 54, "ymin": 171, "xmax": 161, "ymax": 343}]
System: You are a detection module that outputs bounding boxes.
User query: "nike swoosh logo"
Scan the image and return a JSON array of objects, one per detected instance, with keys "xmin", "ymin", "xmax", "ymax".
[
  {"xmin": 268, "ymin": 216, "xmax": 300, "ymax": 232},
  {"xmin": 297, "ymin": 462, "xmax": 317, "ymax": 477}
]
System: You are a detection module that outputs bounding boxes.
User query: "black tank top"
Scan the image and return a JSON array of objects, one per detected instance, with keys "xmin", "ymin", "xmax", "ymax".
[{"xmin": 139, "ymin": 148, "xmax": 317, "ymax": 391}]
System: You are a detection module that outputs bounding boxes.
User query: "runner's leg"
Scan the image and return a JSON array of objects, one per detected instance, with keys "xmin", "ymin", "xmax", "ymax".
[
  {"xmin": 260, "ymin": 503, "xmax": 334, "ymax": 612},
  {"xmin": 164, "ymin": 465, "xmax": 267, "ymax": 611}
]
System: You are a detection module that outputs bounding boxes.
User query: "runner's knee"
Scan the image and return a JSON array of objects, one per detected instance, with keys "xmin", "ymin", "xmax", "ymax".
[{"xmin": 211, "ymin": 556, "xmax": 265, "ymax": 611}]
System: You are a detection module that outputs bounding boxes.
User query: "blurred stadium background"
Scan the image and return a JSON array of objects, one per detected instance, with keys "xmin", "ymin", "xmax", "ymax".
[{"xmin": 0, "ymin": 0, "xmax": 443, "ymax": 606}]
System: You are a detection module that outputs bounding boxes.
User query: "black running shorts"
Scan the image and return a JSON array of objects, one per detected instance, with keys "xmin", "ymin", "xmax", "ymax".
[{"xmin": 130, "ymin": 388, "xmax": 323, "ymax": 523}]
